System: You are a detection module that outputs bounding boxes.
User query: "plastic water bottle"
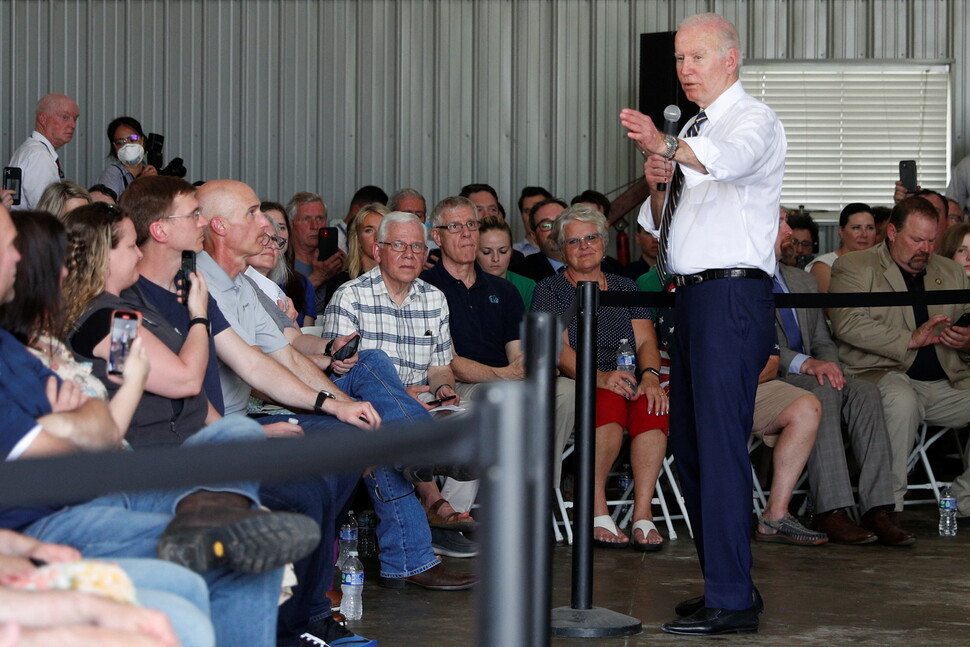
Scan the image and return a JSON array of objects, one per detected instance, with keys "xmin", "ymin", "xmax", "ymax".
[
  {"xmin": 939, "ymin": 487, "xmax": 958, "ymax": 536},
  {"xmin": 617, "ymin": 338, "xmax": 636, "ymax": 374},
  {"xmin": 357, "ymin": 510, "xmax": 376, "ymax": 558},
  {"xmin": 617, "ymin": 463, "xmax": 632, "ymax": 492},
  {"xmin": 340, "ymin": 551, "xmax": 364, "ymax": 621},
  {"xmin": 337, "ymin": 510, "xmax": 358, "ymax": 569}
]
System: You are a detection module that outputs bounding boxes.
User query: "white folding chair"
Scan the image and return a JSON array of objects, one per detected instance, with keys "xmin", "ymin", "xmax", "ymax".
[{"xmin": 904, "ymin": 423, "xmax": 953, "ymax": 506}]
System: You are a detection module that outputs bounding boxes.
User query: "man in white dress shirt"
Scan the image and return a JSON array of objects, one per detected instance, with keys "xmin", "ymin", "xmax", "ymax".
[
  {"xmin": 7, "ymin": 94, "xmax": 79, "ymax": 210},
  {"xmin": 621, "ymin": 12, "xmax": 786, "ymax": 636}
]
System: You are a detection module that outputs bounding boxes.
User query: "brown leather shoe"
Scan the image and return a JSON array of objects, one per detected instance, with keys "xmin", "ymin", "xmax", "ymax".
[
  {"xmin": 861, "ymin": 506, "xmax": 917, "ymax": 547},
  {"xmin": 812, "ymin": 508, "xmax": 877, "ymax": 545},
  {"xmin": 378, "ymin": 562, "xmax": 476, "ymax": 591}
]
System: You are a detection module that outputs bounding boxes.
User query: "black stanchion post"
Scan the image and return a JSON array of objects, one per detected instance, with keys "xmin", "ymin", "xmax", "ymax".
[
  {"xmin": 524, "ymin": 312, "xmax": 556, "ymax": 647},
  {"xmin": 476, "ymin": 381, "xmax": 533, "ymax": 647},
  {"xmin": 550, "ymin": 281, "xmax": 642, "ymax": 638}
]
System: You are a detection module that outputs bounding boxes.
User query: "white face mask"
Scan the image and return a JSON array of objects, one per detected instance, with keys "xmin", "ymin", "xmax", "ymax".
[{"xmin": 118, "ymin": 143, "xmax": 145, "ymax": 166}]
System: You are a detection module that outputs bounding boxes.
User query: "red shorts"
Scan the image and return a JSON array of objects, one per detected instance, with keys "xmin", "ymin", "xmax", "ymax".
[{"xmin": 595, "ymin": 388, "xmax": 670, "ymax": 439}]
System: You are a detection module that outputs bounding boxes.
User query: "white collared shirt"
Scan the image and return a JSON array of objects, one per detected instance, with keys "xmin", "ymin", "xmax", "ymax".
[
  {"xmin": 638, "ymin": 80, "xmax": 786, "ymax": 276},
  {"xmin": 7, "ymin": 131, "xmax": 60, "ymax": 210}
]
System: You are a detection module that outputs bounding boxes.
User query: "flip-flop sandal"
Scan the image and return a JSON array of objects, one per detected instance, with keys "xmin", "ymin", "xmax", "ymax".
[
  {"xmin": 631, "ymin": 519, "xmax": 664, "ymax": 552},
  {"xmin": 426, "ymin": 498, "xmax": 477, "ymax": 532},
  {"xmin": 592, "ymin": 514, "xmax": 629, "ymax": 549}
]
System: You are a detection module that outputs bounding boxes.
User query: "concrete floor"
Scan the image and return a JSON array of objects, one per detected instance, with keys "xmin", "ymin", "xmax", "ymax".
[{"xmin": 349, "ymin": 507, "xmax": 970, "ymax": 646}]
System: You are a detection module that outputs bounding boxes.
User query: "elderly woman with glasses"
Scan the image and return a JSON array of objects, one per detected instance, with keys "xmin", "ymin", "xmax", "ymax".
[
  {"xmin": 96, "ymin": 116, "xmax": 159, "ymax": 200},
  {"xmin": 531, "ymin": 204, "xmax": 668, "ymax": 551}
]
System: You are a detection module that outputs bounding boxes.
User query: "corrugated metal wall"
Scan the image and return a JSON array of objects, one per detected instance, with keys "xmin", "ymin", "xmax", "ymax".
[{"xmin": 1, "ymin": 0, "xmax": 965, "ymax": 241}]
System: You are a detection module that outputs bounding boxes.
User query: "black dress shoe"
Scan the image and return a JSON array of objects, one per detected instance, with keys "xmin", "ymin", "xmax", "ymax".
[
  {"xmin": 675, "ymin": 587, "xmax": 764, "ymax": 617},
  {"xmin": 377, "ymin": 563, "xmax": 476, "ymax": 591},
  {"xmin": 661, "ymin": 606, "xmax": 759, "ymax": 636}
]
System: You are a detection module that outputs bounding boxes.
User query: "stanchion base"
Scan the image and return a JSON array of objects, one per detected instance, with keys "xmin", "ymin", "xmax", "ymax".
[{"xmin": 550, "ymin": 606, "xmax": 642, "ymax": 638}]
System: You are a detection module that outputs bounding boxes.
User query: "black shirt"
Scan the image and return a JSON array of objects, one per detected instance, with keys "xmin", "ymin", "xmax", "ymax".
[{"xmin": 898, "ymin": 265, "xmax": 948, "ymax": 382}]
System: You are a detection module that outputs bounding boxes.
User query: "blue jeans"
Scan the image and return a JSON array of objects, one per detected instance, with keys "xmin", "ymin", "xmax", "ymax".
[
  {"xmin": 254, "ymin": 414, "xmax": 359, "ymax": 641},
  {"xmin": 333, "ymin": 349, "xmax": 438, "ymax": 578},
  {"xmin": 23, "ymin": 416, "xmax": 283, "ymax": 647},
  {"xmin": 116, "ymin": 558, "xmax": 215, "ymax": 647}
]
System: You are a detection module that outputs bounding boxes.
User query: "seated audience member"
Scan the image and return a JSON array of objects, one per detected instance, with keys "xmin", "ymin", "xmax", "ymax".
[
  {"xmin": 346, "ymin": 203, "xmax": 390, "ymax": 280},
  {"xmin": 320, "ymin": 212, "xmax": 482, "ymax": 530},
  {"xmin": 514, "ymin": 186, "xmax": 553, "ymax": 256},
  {"xmin": 510, "ymin": 198, "xmax": 568, "ymax": 281},
  {"xmin": 893, "ymin": 184, "xmax": 950, "ymax": 253},
  {"xmin": 195, "ymin": 183, "xmax": 474, "ymax": 597},
  {"xmin": 96, "ymin": 116, "xmax": 158, "ymax": 200},
  {"xmin": 941, "ymin": 222, "xmax": 970, "ymax": 278},
  {"xmin": 259, "ymin": 201, "xmax": 313, "ymax": 326},
  {"xmin": 423, "ymin": 199, "xmax": 574, "ymax": 492},
  {"xmin": 625, "ymin": 223, "xmax": 659, "ymax": 279},
  {"xmin": 947, "ymin": 197, "xmax": 965, "ymax": 225},
  {"xmin": 477, "ymin": 215, "xmax": 537, "ymax": 308},
  {"xmin": 568, "ymin": 191, "xmax": 625, "ymax": 275},
  {"xmin": 531, "ymin": 204, "xmax": 667, "ymax": 550},
  {"xmin": 0, "ymin": 211, "xmax": 149, "ymax": 435},
  {"xmin": 829, "ymin": 196, "xmax": 970, "ymax": 517},
  {"xmin": 88, "ymin": 183, "xmax": 118, "ymax": 205},
  {"xmin": 62, "ymin": 192, "xmax": 371, "ymax": 646},
  {"xmin": 0, "ymin": 203, "xmax": 310, "ymax": 647},
  {"xmin": 806, "ymin": 203, "xmax": 877, "ymax": 293},
  {"xmin": 871, "ymin": 206, "xmax": 891, "ymax": 243},
  {"xmin": 773, "ymin": 210, "xmax": 914, "ymax": 545},
  {"xmin": 460, "ymin": 183, "xmax": 501, "ymax": 220},
  {"xmin": 0, "ymin": 529, "xmax": 215, "ymax": 647},
  {"xmin": 388, "ymin": 188, "xmax": 428, "ymax": 224},
  {"xmin": 286, "ymin": 192, "xmax": 347, "ymax": 307},
  {"xmin": 36, "ymin": 180, "xmax": 91, "ymax": 218},
  {"xmin": 787, "ymin": 210, "xmax": 818, "ymax": 267},
  {"xmin": 336, "ymin": 185, "xmax": 388, "ymax": 252}
]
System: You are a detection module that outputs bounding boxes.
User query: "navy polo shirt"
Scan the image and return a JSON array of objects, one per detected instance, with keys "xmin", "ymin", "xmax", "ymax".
[{"xmin": 420, "ymin": 263, "xmax": 524, "ymax": 368}]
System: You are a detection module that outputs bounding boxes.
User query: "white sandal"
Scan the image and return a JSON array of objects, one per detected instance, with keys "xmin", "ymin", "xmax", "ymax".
[
  {"xmin": 631, "ymin": 519, "xmax": 664, "ymax": 552},
  {"xmin": 592, "ymin": 514, "xmax": 629, "ymax": 549}
]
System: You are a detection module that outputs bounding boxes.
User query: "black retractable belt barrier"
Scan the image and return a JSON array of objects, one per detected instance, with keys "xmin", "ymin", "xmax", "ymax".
[{"xmin": 550, "ymin": 281, "xmax": 642, "ymax": 638}]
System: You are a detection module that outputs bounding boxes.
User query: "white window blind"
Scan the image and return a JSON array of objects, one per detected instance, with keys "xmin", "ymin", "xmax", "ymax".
[{"xmin": 740, "ymin": 63, "xmax": 950, "ymax": 211}]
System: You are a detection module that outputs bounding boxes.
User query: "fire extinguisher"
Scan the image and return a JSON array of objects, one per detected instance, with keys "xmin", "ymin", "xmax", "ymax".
[{"xmin": 615, "ymin": 220, "xmax": 630, "ymax": 266}]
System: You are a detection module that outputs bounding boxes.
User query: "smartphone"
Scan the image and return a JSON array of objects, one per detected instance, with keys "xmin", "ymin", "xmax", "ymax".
[
  {"xmin": 179, "ymin": 250, "xmax": 196, "ymax": 303},
  {"xmin": 317, "ymin": 226, "xmax": 339, "ymax": 261},
  {"xmin": 953, "ymin": 312, "xmax": 970, "ymax": 328},
  {"xmin": 427, "ymin": 394, "xmax": 457, "ymax": 407},
  {"xmin": 3, "ymin": 167, "xmax": 22, "ymax": 206},
  {"xmin": 899, "ymin": 160, "xmax": 917, "ymax": 193},
  {"xmin": 108, "ymin": 310, "xmax": 140, "ymax": 375},
  {"xmin": 332, "ymin": 334, "xmax": 360, "ymax": 361}
]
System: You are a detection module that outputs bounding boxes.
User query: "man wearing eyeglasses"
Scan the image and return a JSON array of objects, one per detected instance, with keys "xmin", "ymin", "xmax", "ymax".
[
  {"xmin": 7, "ymin": 94, "xmax": 79, "ymax": 210},
  {"xmin": 510, "ymin": 198, "xmax": 569, "ymax": 282},
  {"xmin": 421, "ymin": 196, "xmax": 575, "ymax": 488}
]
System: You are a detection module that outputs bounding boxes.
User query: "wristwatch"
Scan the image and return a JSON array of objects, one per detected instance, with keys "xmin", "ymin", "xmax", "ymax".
[
  {"xmin": 188, "ymin": 317, "xmax": 211, "ymax": 336},
  {"xmin": 660, "ymin": 134, "xmax": 679, "ymax": 159},
  {"xmin": 644, "ymin": 367, "xmax": 662, "ymax": 379},
  {"xmin": 314, "ymin": 390, "xmax": 337, "ymax": 415}
]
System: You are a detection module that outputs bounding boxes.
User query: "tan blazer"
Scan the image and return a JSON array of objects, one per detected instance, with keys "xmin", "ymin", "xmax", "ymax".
[{"xmin": 828, "ymin": 242, "xmax": 970, "ymax": 388}]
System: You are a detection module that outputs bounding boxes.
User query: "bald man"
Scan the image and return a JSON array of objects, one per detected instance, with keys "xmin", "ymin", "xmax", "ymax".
[{"xmin": 7, "ymin": 94, "xmax": 80, "ymax": 210}]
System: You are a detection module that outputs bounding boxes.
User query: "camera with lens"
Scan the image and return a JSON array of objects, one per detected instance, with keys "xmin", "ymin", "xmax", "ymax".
[{"xmin": 146, "ymin": 133, "xmax": 187, "ymax": 178}]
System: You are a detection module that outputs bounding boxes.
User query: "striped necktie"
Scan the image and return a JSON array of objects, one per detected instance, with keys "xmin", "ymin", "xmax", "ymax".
[{"xmin": 656, "ymin": 110, "xmax": 708, "ymax": 284}]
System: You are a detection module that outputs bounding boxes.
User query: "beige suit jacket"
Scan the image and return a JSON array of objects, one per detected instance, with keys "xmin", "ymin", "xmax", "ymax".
[{"xmin": 828, "ymin": 242, "xmax": 970, "ymax": 388}]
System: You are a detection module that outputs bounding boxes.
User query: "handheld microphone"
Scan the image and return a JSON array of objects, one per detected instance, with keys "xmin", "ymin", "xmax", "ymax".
[{"xmin": 657, "ymin": 104, "xmax": 682, "ymax": 191}]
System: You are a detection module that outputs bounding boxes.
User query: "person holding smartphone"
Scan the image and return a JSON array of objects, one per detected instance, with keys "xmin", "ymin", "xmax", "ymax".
[{"xmin": 6, "ymin": 94, "xmax": 79, "ymax": 210}]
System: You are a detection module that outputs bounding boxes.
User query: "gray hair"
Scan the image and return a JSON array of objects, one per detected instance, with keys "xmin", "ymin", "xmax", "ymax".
[
  {"xmin": 285, "ymin": 191, "xmax": 327, "ymax": 223},
  {"xmin": 551, "ymin": 203, "xmax": 609, "ymax": 249},
  {"xmin": 678, "ymin": 13, "xmax": 741, "ymax": 65},
  {"xmin": 377, "ymin": 211, "xmax": 426, "ymax": 244},
  {"xmin": 429, "ymin": 195, "xmax": 476, "ymax": 228},
  {"xmin": 388, "ymin": 188, "xmax": 426, "ymax": 211}
]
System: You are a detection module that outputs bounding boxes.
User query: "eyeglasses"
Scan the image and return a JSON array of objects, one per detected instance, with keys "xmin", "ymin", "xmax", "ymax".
[
  {"xmin": 112, "ymin": 134, "xmax": 143, "ymax": 147},
  {"xmin": 563, "ymin": 233, "xmax": 604, "ymax": 249},
  {"xmin": 166, "ymin": 209, "xmax": 202, "ymax": 221},
  {"xmin": 378, "ymin": 240, "xmax": 427, "ymax": 254},
  {"xmin": 791, "ymin": 239, "xmax": 814, "ymax": 251},
  {"xmin": 433, "ymin": 220, "xmax": 480, "ymax": 234},
  {"xmin": 535, "ymin": 221, "xmax": 555, "ymax": 232},
  {"xmin": 268, "ymin": 235, "xmax": 288, "ymax": 250}
]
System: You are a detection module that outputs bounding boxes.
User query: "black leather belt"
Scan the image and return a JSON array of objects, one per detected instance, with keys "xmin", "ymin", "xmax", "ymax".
[{"xmin": 671, "ymin": 268, "xmax": 769, "ymax": 287}]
